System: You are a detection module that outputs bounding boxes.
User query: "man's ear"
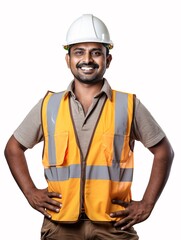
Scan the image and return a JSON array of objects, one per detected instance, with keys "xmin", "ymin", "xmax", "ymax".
[
  {"xmin": 65, "ymin": 53, "xmax": 70, "ymax": 68},
  {"xmin": 106, "ymin": 54, "xmax": 112, "ymax": 68}
]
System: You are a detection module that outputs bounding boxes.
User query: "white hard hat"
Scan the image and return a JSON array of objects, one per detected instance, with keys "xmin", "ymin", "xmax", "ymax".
[{"xmin": 63, "ymin": 14, "xmax": 113, "ymax": 50}]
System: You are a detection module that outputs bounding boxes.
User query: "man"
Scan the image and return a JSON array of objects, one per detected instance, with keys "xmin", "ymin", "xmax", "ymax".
[{"xmin": 4, "ymin": 14, "xmax": 174, "ymax": 240}]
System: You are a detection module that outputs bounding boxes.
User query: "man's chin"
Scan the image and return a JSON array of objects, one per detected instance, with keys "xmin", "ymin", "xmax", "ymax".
[{"xmin": 76, "ymin": 77, "xmax": 103, "ymax": 85}]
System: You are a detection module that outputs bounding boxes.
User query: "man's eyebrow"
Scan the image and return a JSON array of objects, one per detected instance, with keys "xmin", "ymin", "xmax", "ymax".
[
  {"xmin": 72, "ymin": 47, "xmax": 84, "ymax": 51},
  {"xmin": 72, "ymin": 47, "xmax": 103, "ymax": 51},
  {"xmin": 91, "ymin": 48, "xmax": 103, "ymax": 51}
]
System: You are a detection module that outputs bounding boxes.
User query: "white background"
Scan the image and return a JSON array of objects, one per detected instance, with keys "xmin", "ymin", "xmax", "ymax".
[{"xmin": 0, "ymin": 0, "xmax": 180, "ymax": 239}]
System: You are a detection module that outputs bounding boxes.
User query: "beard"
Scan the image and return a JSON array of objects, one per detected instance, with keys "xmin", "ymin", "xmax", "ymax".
[{"xmin": 73, "ymin": 75, "xmax": 103, "ymax": 84}]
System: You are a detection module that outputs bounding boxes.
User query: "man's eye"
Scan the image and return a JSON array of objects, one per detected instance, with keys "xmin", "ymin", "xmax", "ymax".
[
  {"xmin": 92, "ymin": 51, "xmax": 102, "ymax": 56},
  {"xmin": 74, "ymin": 51, "xmax": 84, "ymax": 55}
]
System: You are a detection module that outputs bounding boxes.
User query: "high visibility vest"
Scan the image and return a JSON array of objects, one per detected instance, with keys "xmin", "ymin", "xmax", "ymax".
[{"xmin": 42, "ymin": 90, "xmax": 134, "ymax": 222}]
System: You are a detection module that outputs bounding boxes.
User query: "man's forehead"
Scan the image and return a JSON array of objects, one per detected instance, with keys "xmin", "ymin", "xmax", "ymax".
[{"xmin": 71, "ymin": 42, "xmax": 105, "ymax": 50}]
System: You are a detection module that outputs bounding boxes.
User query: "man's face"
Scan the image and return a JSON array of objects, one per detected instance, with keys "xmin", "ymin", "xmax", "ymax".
[{"xmin": 65, "ymin": 42, "xmax": 112, "ymax": 84}]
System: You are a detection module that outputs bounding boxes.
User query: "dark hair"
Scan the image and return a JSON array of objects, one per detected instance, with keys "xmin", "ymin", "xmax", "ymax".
[{"xmin": 103, "ymin": 44, "xmax": 110, "ymax": 56}]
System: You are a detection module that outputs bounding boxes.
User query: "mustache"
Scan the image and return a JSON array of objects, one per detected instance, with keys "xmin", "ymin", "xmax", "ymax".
[{"xmin": 76, "ymin": 63, "xmax": 99, "ymax": 69}]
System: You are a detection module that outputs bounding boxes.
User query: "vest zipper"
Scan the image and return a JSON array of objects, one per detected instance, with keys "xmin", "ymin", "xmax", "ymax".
[
  {"xmin": 69, "ymin": 97, "xmax": 107, "ymax": 221},
  {"xmin": 69, "ymin": 99, "xmax": 84, "ymax": 221}
]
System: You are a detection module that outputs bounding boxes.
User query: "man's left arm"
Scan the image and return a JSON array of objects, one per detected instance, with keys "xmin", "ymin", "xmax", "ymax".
[{"xmin": 110, "ymin": 136, "xmax": 174, "ymax": 230}]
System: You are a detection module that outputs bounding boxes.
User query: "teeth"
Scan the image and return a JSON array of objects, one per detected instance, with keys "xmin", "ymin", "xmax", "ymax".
[{"xmin": 81, "ymin": 67, "xmax": 93, "ymax": 70}]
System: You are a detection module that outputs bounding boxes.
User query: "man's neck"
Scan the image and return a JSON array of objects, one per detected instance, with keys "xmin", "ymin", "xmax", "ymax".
[{"xmin": 73, "ymin": 79, "xmax": 104, "ymax": 114}]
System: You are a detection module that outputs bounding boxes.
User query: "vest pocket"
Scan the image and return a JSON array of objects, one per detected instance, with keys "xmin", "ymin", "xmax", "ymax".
[
  {"xmin": 102, "ymin": 133, "xmax": 131, "ymax": 164},
  {"xmin": 43, "ymin": 131, "xmax": 68, "ymax": 167},
  {"xmin": 102, "ymin": 133, "xmax": 114, "ymax": 164},
  {"xmin": 54, "ymin": 131, "xmax": 68, "ymax": 166}
]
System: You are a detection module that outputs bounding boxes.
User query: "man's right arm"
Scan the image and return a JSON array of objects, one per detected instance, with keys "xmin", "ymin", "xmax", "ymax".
[{"xmin": 4, "ymin": 134, "xmax": 62, "ymax": 218}]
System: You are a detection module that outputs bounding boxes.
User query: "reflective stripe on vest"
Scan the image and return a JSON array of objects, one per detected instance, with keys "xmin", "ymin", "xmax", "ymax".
[
  {"xmin": 46, "ymin": 91, "xmax": 64, "ymax": 166},
  {"xmin": 45, "ymin": 165, "xmax": 132, "ymax": 182}
]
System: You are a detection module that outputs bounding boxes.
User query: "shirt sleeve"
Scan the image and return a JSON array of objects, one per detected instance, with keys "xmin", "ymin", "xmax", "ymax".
[
  {"xmin": 13, "ymin": 99, "xmax": 43, "ymax": 149},
  {"xmin": 132, "ymin": 97, "xmax": 166, "ymax": 148}
]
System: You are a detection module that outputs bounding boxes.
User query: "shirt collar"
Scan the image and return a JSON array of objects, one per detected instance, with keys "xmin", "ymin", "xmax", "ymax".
[{"xmin": 63, "ymin": 79, "xmax": 112, "ymax": 100}]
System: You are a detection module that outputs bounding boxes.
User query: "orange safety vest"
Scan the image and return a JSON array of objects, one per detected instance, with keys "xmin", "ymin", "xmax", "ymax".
[{"xmin": 42, "ymin": 90, "xmax": 134, "ymax": 222}]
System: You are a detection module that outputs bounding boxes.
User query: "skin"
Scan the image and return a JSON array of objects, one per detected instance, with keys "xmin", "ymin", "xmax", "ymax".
[{"xmin": 4, "ymin": 42, "xmax": 174, "ymax": 230}]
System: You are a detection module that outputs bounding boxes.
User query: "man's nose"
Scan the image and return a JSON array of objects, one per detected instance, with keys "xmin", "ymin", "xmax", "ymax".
[{"xmin": 83, "ymin": 52, "xmax": 94, "ymax": 63}]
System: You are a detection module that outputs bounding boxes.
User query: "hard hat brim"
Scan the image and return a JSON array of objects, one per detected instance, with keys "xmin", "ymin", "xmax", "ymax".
[{"xmin": 63, "ymin": 41, "xmax": 113, "ymax": 50}]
